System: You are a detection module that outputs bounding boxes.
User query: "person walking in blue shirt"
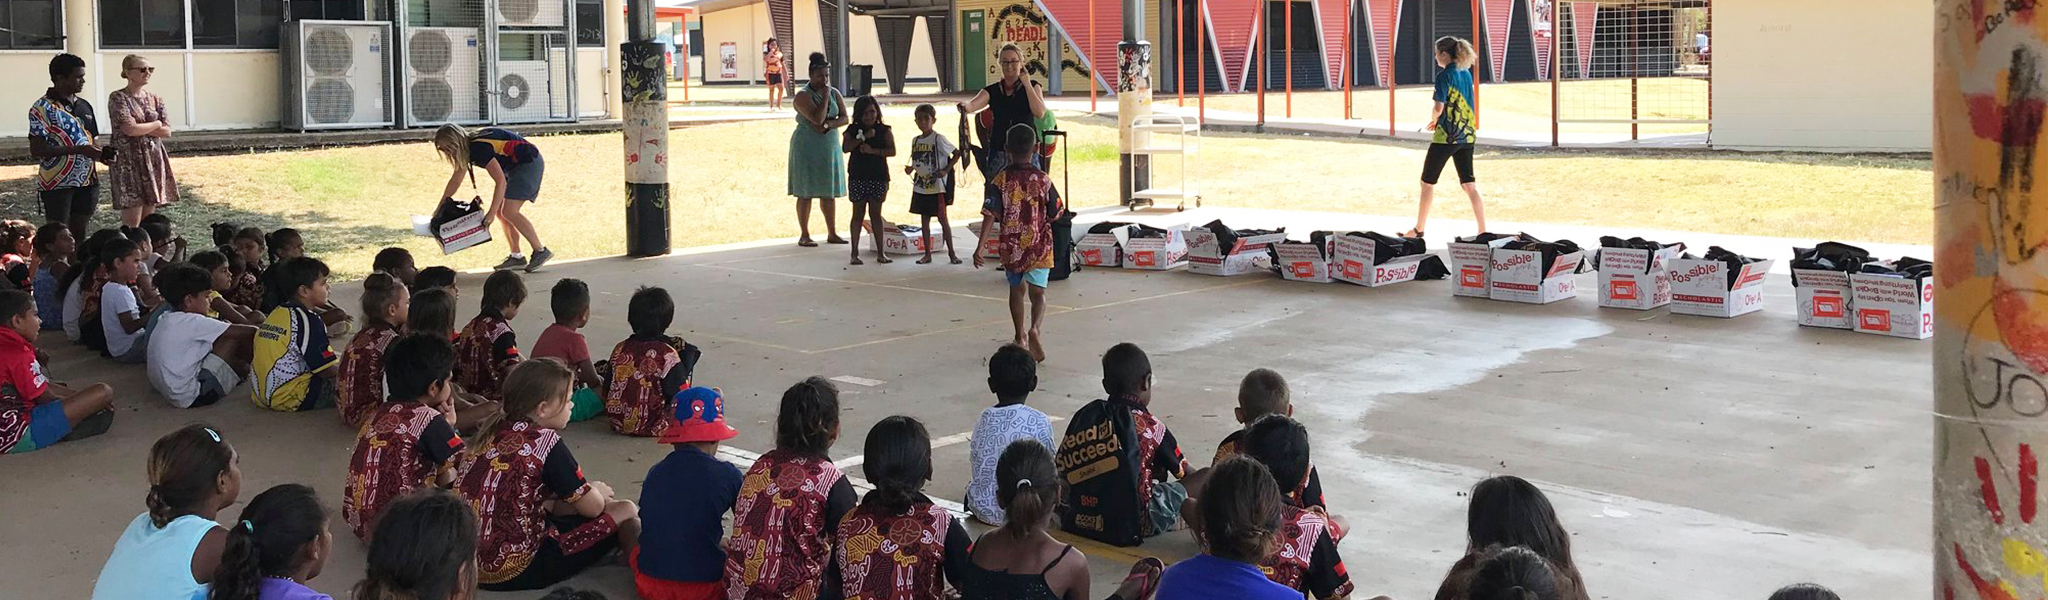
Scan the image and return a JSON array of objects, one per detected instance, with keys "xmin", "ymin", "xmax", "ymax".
[{"xmin": 1409, "ymin": 36, "xmax": 1489, "ymax": 239}]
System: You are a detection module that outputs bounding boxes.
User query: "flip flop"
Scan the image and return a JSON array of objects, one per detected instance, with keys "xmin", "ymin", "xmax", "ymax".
[
  {"xmin": 916, "ymin": 256, "xmax": 933, "ymax": 264},
  {"xmin": 1402, "ymin": 228, "xmax": 1425, "ymax": 239},
  {"xmin": 828, "ymin": 237, "xmax": 850, "ymax": 245},
  {"xmin": 1121, "ymin": 557, "xmax": 1166, "ymax": 600},
  {"xmin": 799, "ymin": 238, "xmax": 819, "ymax": 247},
  {"xmin": 877, "ymin": 256, "xmax": 894, "ymax": 264}
]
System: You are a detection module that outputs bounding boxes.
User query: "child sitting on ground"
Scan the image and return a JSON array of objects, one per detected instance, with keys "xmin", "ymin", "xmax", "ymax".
[
  {"xmin": 603, "ymin": 286, "xmax": 701, "ymax": 437},
  {"xmin": 634, "ymin": 387, "xmax": 741, "ymax": 600},
  {"xmin": 225, "ymin": 226, "xmax": 267, "ymax": 311},
  {"xmin": 836, "ymin": 415, "xmax": 973, "ymax": 598},
  {"xmin": 59, "ymin": 228, "xmax": 119, "ymax": 346},
  {"xmin": 31, "ymin": 223, "xmax": 74, "ymax": 329},
  {"xmin": 533, "ymin": 278, "xmax": 604, "ymax": 422},
  {"xmin": 373, "ymin": 247, "xmax": 418, "ymax": 288},
  {"xmin": 90, "ymin": 424, "xmax": 240, "ymax": 600},
  {"xmin": 1432, "ymin": 476, "xmax": 1589, "ymax": 600},
  {"xmin": 208, "ymin": 484, "xmax": 334, "ymax": 600},
  {"xmin": 966, "ymin": 343, "xmax": 1055, "ymax": 526},
  {"xmin": 338, "ymin": 273, "xmax": 411, "ymax": 429},
  {"xmin": 455, "ymin": 270, "xmax": 525, "ymax": 404},
  {"xmin": 1239, "ymin": 416, "xmax": 1357, "ymax": 600},
  {"xmin": 725, "ymin": 377, "xmax": 858, "ymax": 600},
  {"xmin": 190, "ymin": 251, "xmax": 261, "ymax": 325},
  {"xmin": 414, "ymin": 266, "xmax": 457, "ymax": 296},
  {"xmin": 262, "ymin": 228, "xmax": 352, "ymax": 333},
  {"xmin": 0, "ymin": 289, "xmax": 114, "ymax": 453},
  {"xmin": 1213, "ymin": 369, "xmax": 1331, "ymax": 514},
  {"xmin": 958, "ymin": 439, "xmax": 1162, "ymax": 600},
  {"xmin": 973, "ymin": 124, "xmax": 1060, "ymax": 362},
  {"xmin": 407, "ymin": 287, "xmax": 500, "ymax": 434},
  {"xmin": 2, "ymin": 219, "xmax": 35, "ymax": 289},
  {"xmin": 352, "ymin": 488, "xmax": 477, "ymax": 600},
  {"xmin": 1057, "ymin": 342, "xmax": 1206, "ymax": 547},
  {"xmin": 146, "ymin": 265, "xmax": 255, "ymax": 409},
  {"xmin": 252, "ymin": 257, "xmax": 341, "ymax": 412},
  {"xmin": 99, "ymin": 237, "xmax": 153, "ymax": 363},
  {"xmin": 457, "ymin": 358, "xmax": 642, "ymax": 591},
  {"xmin": 344, "ymin": 334, "xmax": 465, "ymax": 540},
  {"xmin": 904, "ymin": 103, "xmax": 962, "ymax": 265},
  {"xmin": 140, "ymin": 214, "xmax": 186, "ymax": 268},
  {"xmin": 1466, "ymin": 546, "xmax": 1566, "ymax": 600},
  {"xmin": 1154, "ymin": 457, "xmax": 1294, "ymax": 600}
]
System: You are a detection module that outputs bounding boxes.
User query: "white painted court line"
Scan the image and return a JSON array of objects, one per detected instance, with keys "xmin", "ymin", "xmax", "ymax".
[
  {"xmin": 829, "ymin": 375, "xmax": 887, "ymax": 387},
  {"xmin": 832, "ymin": 417, "xmax": 1066, "ymax": 470}
]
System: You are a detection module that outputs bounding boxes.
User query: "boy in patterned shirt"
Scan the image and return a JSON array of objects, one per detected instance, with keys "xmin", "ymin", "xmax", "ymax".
[
  {"xmin": 28, "ymin": 54, "xmax": 106, "ymax": 237},
  {"xmin": 1242, "ymin": 415, "xmax": 1358, "ymax": 600},
  {"xmin": 602, "ymin": 286, "xmax": 701, "ymax": 437},
  {"xmin": 972, "ymin": 124, "xmax": 1060, "ymax": 362},
  {"xmin": 342, "ymin": 333, "xmax": 464, "ymax": 540},
  {"xmin": 455, "ymin": 270, "xmax": 525, "ymax": 403}
]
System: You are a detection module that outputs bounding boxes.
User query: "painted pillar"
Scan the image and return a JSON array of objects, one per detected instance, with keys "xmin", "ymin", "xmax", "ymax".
[
  {"xmin": 623, "ymin": 0, "xmax": 671, "ymax": 256},
  {"xmin": 1117, "ymin": 0, "xmax": 1151, "ymax": 205},
  {"xmin": 1934, "ymin": 2, "xmax": 2048, "ymax": 599}
]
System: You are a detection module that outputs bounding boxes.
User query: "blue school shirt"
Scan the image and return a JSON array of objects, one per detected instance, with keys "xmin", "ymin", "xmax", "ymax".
[
  {"xmin": 1432, "ymin": 66, "xmax": 1477, "ymax": 144},
  {"xmin": 1156, "ymin": 553, "xmax": 1302, "ymax": 600},
  {"xmin": 91, "ymin": 513, "xmax": 220, "ymax": 600},
  {"xmin": 638, "ymin": 444, "xmax": 743, "ymax": 583}
]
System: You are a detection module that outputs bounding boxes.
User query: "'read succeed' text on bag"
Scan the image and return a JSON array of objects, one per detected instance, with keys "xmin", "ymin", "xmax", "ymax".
[
  {"xmin": 1057, "ymin": 399, "xmax": 1146, "ymax": 547},
  {"xmin": 430, "ymin": 196, "xmax": 493, "ymax": 255}
]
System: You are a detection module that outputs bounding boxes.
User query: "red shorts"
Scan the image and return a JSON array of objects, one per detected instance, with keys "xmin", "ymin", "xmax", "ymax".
[{"xmin": 631, "ymin": 547, "xmax": 726, "ymax": 600}]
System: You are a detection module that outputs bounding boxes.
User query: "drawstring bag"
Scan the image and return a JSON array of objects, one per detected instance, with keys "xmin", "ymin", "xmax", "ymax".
[{"xmin": 430, "ymin": 171, "xmax": 494, "ymax": 255}]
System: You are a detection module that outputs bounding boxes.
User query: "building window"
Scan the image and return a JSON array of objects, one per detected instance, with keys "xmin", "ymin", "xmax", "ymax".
[
  {"xmin": 1, "ymin": 0, "xmax": 61, "ymax": 49},
  {"xmin": 193, "ymin": 0, "xmax": 281, "ymax": 48},
  {"xmin": 576, "ymin": 0, "xmax": 602, "ymax": 46},
  {"xmin": 288, "ymin": 0, "xmax": 363, "ymax": 21},
  {"xmin": 99, "ymin": 0, "xmax": 186, "ymax": 48}
]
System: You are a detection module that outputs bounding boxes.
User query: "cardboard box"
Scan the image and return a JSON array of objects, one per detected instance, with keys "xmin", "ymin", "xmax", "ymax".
[
  {"xmin": 1076, "ymin": 226, "xmax": 1133, "ymax": 268},
  {"xmin": 1186, "ymin": 229, "xmax": 1287, "ymax": 276},
  {"xmin": 1849, "ymin": 273, "xmax": 1934, "ymax": 339},
  {"xmin": 1489, "ymin": 249, "xmax": 1586, "ymax": 304},
  {"xmin": 1448, "ymin": 237, "xmax": 1516, "ymax": 298},
  {"xmin": 1668, "ymin": 258, "xmax": 1773, "ymax": 318},
  {"xmin": 1274, "ymin": 241, "xmax": 1334, "ymax": 283},
  {"xmin": 869, "ymin": 223, "xmax": 948, "ymax": 256},
  {"xmin": 1596, "ymin": 245, "xmax": 1683, "ymax": 310},
  {"xmin": 1121, "ymin": 228, "xmax": 1188, "ymax": 271},
  {"xmin": 1792, "ymin": 269, "xmax": 1855, "ymax": 329},
  {"xmin": 1330, "ymin": 235, "xmax": 1434, "ymax": 287}
]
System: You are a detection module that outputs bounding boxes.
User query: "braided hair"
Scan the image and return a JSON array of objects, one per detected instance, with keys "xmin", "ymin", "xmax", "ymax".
[{"xmin": 776, "ymin": 377, "xmax": 840, "ymax": 457}]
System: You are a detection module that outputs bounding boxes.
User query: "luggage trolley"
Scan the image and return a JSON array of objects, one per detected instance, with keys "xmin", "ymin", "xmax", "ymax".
[{"xmin": 1125, "ymin": 114, "xmax": 1201, "ymax": 211}]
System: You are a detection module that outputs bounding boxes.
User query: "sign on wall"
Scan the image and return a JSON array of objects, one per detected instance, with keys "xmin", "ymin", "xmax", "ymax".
[{"xmin": 720, "ymin": 42, "xmax": 738, "ymax": 78}]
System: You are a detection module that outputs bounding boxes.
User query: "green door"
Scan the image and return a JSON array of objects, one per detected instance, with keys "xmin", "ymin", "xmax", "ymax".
[{"xmin": 961, "ymin": 9, "xmax": 986, "ymax": 90}]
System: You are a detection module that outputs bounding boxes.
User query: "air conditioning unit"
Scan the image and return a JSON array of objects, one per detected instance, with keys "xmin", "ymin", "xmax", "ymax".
[
  {"xmin": 493, "ymin": 59, "xmax": 560, "ymax": 123},
  {"xmin": 401, "ymin": 26, "xmax": 486, "ymax": 127},
  {"xmin": 282, "ymin": 20, "xmax": 394, "ymax": 131},
  {"xmin": 495, "ymin": 0, "xmax": 565, "ymax": 27}
]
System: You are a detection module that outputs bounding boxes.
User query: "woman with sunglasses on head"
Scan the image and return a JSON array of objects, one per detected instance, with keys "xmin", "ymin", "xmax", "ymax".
[{"xmin": 107, "ymin": 55, "xmax": 178, "ymax": 232}]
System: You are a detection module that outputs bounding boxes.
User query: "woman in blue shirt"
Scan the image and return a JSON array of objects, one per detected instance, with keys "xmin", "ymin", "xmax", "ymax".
[
  {"xmin": 1409, "ymin": 36, "xmax": 1488, "ymax": 239},
  {"xmin": 1157, "ymin": 456, "xmax": 1298, "ymax": 600}
]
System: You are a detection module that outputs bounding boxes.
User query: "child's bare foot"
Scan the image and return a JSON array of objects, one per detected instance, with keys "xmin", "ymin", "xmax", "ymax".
[
  {"xmin": 876, "ymin": 254, "xmax": 894, "ymax": 264},
  {"xmin": 798, "ymin": 237, "xmax": 818, "ymax": 247},
  {"xmin": 828, "ymin": 235, "xmax": 849, "ymax": 244},
  {"xmin": 850, "ymin": 255, "xmax": 864, "ymax": 265},
  {"xmin": 916, "ymin": 255, "xmax": 933, "ymax": 264},
  {"xmin": 1026, "ymin": 330, "xmax": 1045, "ymax": 362}
]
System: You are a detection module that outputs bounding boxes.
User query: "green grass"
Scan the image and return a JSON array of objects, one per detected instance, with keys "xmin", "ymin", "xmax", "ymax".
[{"xmin": 0, "ymin": 114, "xmax": 1930, "ymax": 281}]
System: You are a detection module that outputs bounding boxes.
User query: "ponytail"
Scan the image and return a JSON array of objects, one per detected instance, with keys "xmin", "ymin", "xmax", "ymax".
[
  {"xmin": 859, "ymin": 416, "xmax": 932, "ymax": 515},
  {"xmin": 1436, "ymin": 36, "xmax": 1477, "ymax": 69},
  {"xmin": 212, "ymin": 484, "xmax": 328, "ymax": 600},
  {"xmin": 145, "ymin": 424, "xmax": 235, "ymax": 528},
  {"xmin": 995, "ymin": 438, "xmax": 1058, "ymax": 535},
  {"xmin": 776, "ymin": 377, "xmax": 841, "ymax": 457}
]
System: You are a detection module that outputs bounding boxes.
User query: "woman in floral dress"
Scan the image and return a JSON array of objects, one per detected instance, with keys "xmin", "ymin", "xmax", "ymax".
[{"xmin": 108, "ymin": 55, "xmax": 178, "ymax": 229}]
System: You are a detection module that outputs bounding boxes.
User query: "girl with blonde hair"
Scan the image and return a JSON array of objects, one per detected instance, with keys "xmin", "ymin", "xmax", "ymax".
[
  {"xmin": 433, "ymin": 124, "xmax": 553, "ymax": 272},
  {"xmin": 1410, "ymin": 36, "xmax": 1486, "ymax": 239}
]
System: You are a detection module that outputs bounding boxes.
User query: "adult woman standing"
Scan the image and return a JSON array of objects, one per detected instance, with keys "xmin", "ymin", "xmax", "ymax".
[
  {"xmin": 957, "ymin": 44, "xmax": 1047, "ymax": 207},
  {"xmin": 788, "ymin": 52, "xmax": 848, "ymax": 247},
  {"xmin": 1409, "ymin": 37, "xmax": 1486, "ymax": 238},
  {"xmin": 764, "ymin": 39, "xmax": 786, "ymax": 111},
  {"xmin": 107, "ymin": 55, "xmax": 178, "ymax": 231},
  {"xmin": 433, "ymin": 124, "xmax": 553, "ymax": 272}
]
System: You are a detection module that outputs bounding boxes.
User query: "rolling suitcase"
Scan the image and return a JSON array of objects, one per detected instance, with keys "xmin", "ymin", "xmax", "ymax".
[{"xmin": 1045, "ymin": 129, "xmax": 1077, "ymax": 280}]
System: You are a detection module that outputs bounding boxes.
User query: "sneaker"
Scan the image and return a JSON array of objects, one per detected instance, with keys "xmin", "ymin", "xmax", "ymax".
[
  {"xmin": 524, "ymin": 247, "xmax": 554, "ymax": 273},
  {"xmin": 494, "ymin": 254, "xmax": 527, "ymax": 270}
]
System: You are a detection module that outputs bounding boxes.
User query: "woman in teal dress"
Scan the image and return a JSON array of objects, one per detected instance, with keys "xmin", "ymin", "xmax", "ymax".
[{"xmin": 789, "ymin": 52, "xmax": 849, "ymax": 247}]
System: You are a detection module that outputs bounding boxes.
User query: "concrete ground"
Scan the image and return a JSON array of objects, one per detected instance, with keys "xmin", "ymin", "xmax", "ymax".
[{"xmin": 1, "ymin": 207, "xmax": 1929, "ymax": 600}]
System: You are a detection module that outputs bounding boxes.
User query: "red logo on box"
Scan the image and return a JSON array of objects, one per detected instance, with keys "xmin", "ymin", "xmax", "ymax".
[
  {"xmin": 1859, "ymin": 308, "xmax": 1891, "ymax": 331},
  {"xmin": 1610, "ymin": 280, "xmax": 1639, "ymax": 300},
  {"xmin": 1814, "ymin": 296, "xmax": 1844, "ymax": 318},
  {"xmin": 1081, "ymin": 249, "xmax": 1101, "ymax": 264},
  {"xmin": 1342, "ymin": 260, "xmax": 1364, "ymax": 280},
  {"xmin": 1460, "ymin": 266, "xmax": 1485, "ymax": 288},
  {"xmin": 1134, "ymin": 253, "xmax": 1156, "ymax": 267},
  {"xmin": 1290, "ymin": 263, "xmax": 1316, "ymax": 278}
]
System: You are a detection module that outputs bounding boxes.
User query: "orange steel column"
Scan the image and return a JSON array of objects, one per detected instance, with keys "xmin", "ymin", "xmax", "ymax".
[
  {"xmin": 1256, "ymin": 5, "xmax": 1266, "ymax": 126},
  {"xmin": 1089, "ymin": 0, "xmax": 1099, "ymax": 112},
  {"xmin": 1198, "ymin": 0, "xmax": 1208, "ymax": 121},
  {"xmin": 1341, "ymin": 0, "xmax": 1351, "ymax": 120}
]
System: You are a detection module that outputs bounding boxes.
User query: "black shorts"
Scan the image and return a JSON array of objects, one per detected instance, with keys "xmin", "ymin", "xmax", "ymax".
[
  {"xmin": 479, "ymin": 516, "xmax": 622, "ymax": 591},
  {"xmin": 40, "ymin": 184, "xmax": 98, "ymax": 222},
  {"xmin": 909, "ymin": 180, "xmax": 953, "ymax": 216},
  {"xmin": 1421, "ymin": 143, "xmax": 1476, "ymax": 185},
  {"xmin": 767, "ymin": 73, "xmax": 784, "ymax": 85}
]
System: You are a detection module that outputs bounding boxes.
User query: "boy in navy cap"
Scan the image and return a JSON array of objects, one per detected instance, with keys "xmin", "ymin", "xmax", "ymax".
[{"xmin": 635, "ymin": 387, "xmax": 741, "ymax": 600}]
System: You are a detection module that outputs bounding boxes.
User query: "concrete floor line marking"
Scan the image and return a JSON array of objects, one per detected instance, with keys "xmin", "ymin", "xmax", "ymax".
[
  {"xmin": 1064, "ymin": 278, "xmax": 1275, "ymax": 312},
  {"xmin": 693, "ymin": 262, "xmax": 1075, "ymax": 308},
  {"xmin": 807, "ymin": 317, "xmax": 1021, "ymax": 354},
  {"xmin": 720, "ymin": 446, "xmax": 969, "ymax": 518},
  {"xmin": 677, "ymin": 330, "xmax": 814, "ymax": 355}
]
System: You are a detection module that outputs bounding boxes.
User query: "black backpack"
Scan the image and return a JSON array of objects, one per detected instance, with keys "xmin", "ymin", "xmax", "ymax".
[{"xmin": 1057, "ymin": 398, "xmax": 1147, "ymax": 546}]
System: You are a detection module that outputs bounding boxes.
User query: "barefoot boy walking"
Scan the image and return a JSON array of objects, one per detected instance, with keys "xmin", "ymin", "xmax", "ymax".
[{"xmin": 974, "ymin": 124, "xmax": 1058, "ymax": 361}]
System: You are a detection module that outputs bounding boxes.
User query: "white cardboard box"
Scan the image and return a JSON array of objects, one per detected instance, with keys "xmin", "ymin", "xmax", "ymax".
[
  {"xmin": 869, "ymin": 222, "xmax": 948, "ymax": 256},
  {"xmin": 1489, "ymin": 249, "xmax": 1586, "ymax": 304},
  {"xmin": 1596, "ymin": 245, "xmax": 1683, "ymax": 310},
  {"xmin": 1792, "ymin": 269, "xmax": 1855, "ymax": 329},
  {"xmin": 1668, "ymin": 258, "xmax": 1773, "ymax": 318},
  {"xmin": 1448, "ymin": 238, "xmax": 1516, "ymax": 298},
  {"xmin": 1274, "ymin": 241, "xmax": 1334, "ymax": 283},
  {"xmin": 1850, "ymin": 273, "xmax": 1934, "ymax": 339},
  {"xmin": 1076, "ymin": 225, "xmax": 1133, "ymax": 268},
  {"xmin": 1186, "ymin": 229, "xmax": 1287, "ymax": 276},
  {"xmin": 1331, "ymin": 235, "xmax": 1434, "ymax": 287},
  {"xmin": 1122, "ymin": 228, "xmax": 1188, "ymax": 271}
]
